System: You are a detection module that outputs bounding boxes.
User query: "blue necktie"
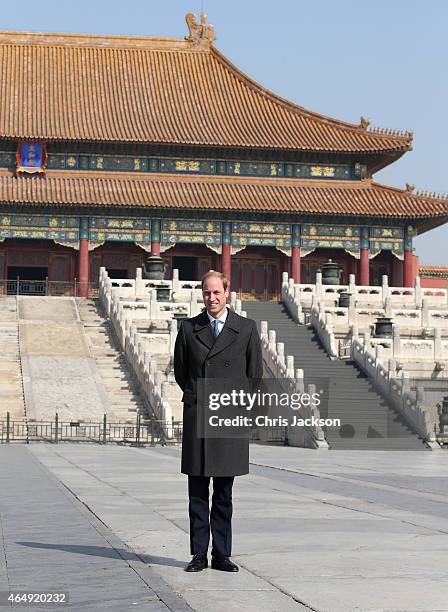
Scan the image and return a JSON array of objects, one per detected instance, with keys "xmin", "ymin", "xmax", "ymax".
[{"xmin": 213, "ymin": 319, "xmax": 220, "ymax": 337}]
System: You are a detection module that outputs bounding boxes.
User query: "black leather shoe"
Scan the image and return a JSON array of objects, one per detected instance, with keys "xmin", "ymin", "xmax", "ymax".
[
  {"xmin": 211, "ymin": 556, "xmax": 239, "ymax": 572},
  {"xmin": 184, "ymin": 553, "xmax": 208, "ymax": 572}
]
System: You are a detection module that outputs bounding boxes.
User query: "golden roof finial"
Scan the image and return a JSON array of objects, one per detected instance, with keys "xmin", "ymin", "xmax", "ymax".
[{"xmin": 185, "ymin": 11, "xmax": 216, "ymax": 46}]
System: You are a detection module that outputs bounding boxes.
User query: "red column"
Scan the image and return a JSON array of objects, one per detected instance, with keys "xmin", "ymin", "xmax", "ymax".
[
  {"xmin": 221, "ymin": 222, "xmax": 232, "ymax": 291},
  {"xmin": 403, "ymin": 250, "xmax": 413, "ymax": 287},
  {"xmin": 291, "ymin": 245, "xmax": 301, "ymax": 283},
  {"xmin": 392, "ymin": 256, "xmax": 403, "ymax": 287},
  {"xmin": 151, "ymin": 219, "xmax": 161, "ymax": 256},
  {"xmin": 360, "ymin": 248, "xmax": 370, "ymax": 286},
  {"xmin": 78, "ymin": 217, "xmax": 90, "ymax": 298},
  {"xmin": 222, "ymin": 243, "xmax": 231, "ymax": 287},
  {"xmin": 78, "ymin": 238, "xmax": 89, "ymax": 298}
]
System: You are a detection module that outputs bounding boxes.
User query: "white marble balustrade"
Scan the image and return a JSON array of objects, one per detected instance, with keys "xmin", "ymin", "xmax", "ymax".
[{"xmin": 99, "ymin": 267, "xmax": 206, "ymax": 434}]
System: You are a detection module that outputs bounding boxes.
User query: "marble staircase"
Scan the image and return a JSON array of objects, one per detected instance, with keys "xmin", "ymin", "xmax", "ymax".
[
  {"xmin": 77, "ymin": 299, "xmax": 148, "ymax": 423},
  {"xmin": 0, "ymin": 297, "xmax": 26, "ymax": 421}
]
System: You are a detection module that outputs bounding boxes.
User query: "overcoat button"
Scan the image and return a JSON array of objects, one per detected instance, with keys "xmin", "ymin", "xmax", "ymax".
[{"xmin": 224, "ymin": 361, "xmax": 230, "ymax": 367}]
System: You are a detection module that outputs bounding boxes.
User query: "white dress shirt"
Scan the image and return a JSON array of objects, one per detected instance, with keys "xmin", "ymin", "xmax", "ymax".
[{"xmin": 207, "ymin": 307, "xmax": 228, "ymax": 336}]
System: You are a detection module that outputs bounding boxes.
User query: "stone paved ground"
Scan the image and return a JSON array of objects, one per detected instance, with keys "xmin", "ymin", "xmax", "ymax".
[
  {"xmin": 0, "ymin": 446, "xmax": 190, "ymax": 611},
  {"xmin": 2, "ymin": 443, "xmax": 448, "ymax": 611}
]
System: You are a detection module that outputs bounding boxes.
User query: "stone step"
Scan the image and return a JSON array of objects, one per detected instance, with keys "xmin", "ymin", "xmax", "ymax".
[
  {"xmin": 0, "ymin": 398, "xmax": 24, "ymax": 407},
  {"xmin": 0, "ymin": 395, "xmax": 25, "ymax": 405},
  {"xmin": 96, "ymin": 372, "xmax": 130, "ymax": 379},
  {"xmin": 110, "ymin": 400, "xmax": 144, "ymax": 405},
  {"xmin": 244, "ymin": 301, "xmax": 425, "ymax": 450},
  {"xmin": 108, "ymin": 391, "xmax": 143, "ymax": 398},
  {"xmin": 0, "ymin": 382, "xmax": 23, "ymax": 391},
  {"xmin": 0, "ymin": 366, "xmax": 22, "ymax": 374},
  {"xmin": 108, "ymin": 393, "xmax": 142, "ymax": 399},
  {"xmin": 77, "ymin": 299, "xmax": 147, "ymax": 420}
]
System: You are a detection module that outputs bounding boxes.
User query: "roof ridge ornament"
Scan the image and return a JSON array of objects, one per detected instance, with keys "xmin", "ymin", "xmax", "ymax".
[
  {"xmin": 415, "ymin": 189, "xmax": 448, "ymax": 200},
  {"xmin": 367, "ymin": 124, "xmax": 413, "ymax": 139},
  {"xmin": 359, "ymin": 116, "xmax": 370, "ymax": 129},
  {"xmin": 185, "ymin": 11, "xmax": 216, "ymax": 46}
]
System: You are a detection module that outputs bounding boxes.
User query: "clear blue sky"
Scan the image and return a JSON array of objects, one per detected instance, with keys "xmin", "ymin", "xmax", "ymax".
[{"xmin": 2, "ymin": 0, "xmax": 447, "ymax": 264}]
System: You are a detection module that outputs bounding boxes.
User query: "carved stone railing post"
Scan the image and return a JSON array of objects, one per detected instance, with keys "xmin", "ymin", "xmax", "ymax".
[
  {"xmin": 414, "ymin": 275, "xmax": 423, "ymax": 308},
  {"xmin": 434, "ymin": 327, "xmax": 443, "ymax": 362},
  {"xmin": 268, "ymin": 330, "xmax": 276, "ymax": 354},
  {"xmin": 260, "ymin": 320, "xmax": 268, "ymax": 342},
  {"xmin": 349, "ymin": 273, "xmax": 356, "ymax": 294},
  {"xmin": 295, "ymin": 369, "xmax": 304, "ymax": 393},
  {"xmin": 363, "ymin": 330, "xmax": 371, "ymax": 351},
  {"xmin": 135, "ymin": 267, "xmax": 144, "ymax": 297},
  {"xmin": 422, "ymin": 298, "xmax": 430, "ymax": 327},
  {"xmin": 382, "ymin": 274, "xmax": 390, "ymax": 302},
  {"xmin": 315, "ymin": 271, "xmax": 323, "ymax": 300},
  {"xmin": 286, "ymin": 355, "xmax": 294, "ymax": 378},
  {"xmin": 348, "ymin": 293, "xmax": 356, "ymax": 327}
]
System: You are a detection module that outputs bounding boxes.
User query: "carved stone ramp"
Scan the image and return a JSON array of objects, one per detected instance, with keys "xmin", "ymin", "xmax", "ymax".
[
  {"xmin": 243, "ymin": 301, "xmax": 427, "ymax": 450},
  {"xmin": 0, "ymin": 297, "xmax": 25, "ymax": 420},
  {"xmin": 18, "ymin": 296, "xmax": 111, "ymax": 423}
]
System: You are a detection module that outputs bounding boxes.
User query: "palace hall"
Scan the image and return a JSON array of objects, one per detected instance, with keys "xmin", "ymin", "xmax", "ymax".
[{"xmin": 0, "ymin": 14, "xmax": 447, "ymax": 299}]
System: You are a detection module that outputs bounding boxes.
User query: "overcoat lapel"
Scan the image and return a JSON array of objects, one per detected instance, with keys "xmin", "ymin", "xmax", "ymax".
[
  {"xmin": 193, "ymin": 309, "xmax": 214, "ymax": 351},
  {"xmin": 208, "ymin": 309, "xmax": 240, "ymax": 358}
]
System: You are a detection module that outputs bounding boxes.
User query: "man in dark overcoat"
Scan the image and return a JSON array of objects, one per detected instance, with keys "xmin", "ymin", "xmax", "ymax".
[{"xmin": 174, "ymin": 270, "xmax": 262, "ymax": 572}]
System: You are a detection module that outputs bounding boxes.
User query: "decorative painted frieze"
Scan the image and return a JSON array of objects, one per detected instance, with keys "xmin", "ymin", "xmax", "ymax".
[
  {"xmin": 0, "ymin": 213, "xmax": 407, "ymax": 257},
  {"xmin": 0, "ymin": 152, "xmax": 15, "ymax": 167},
  {"xmin": 0, "ymin": 214, "xmax": 78, "ymax": 241},
  {"xmin": 231, "ymin": 222, "xmax": 291, "ymax": 248},
  {"xmin": 0, "ymin": 151, "xmax": 365, "ymax": 181},
  {"xmin": 160, "ymin": 219, "xmax": 221, "ymax": 246},
  {"xmin": 291, "ymin": 223, "xmax": 301, "ymax": 247},
  {"xmin": 403, "ymin": 225, "xmax": 417, "ymax": 252},
  {"xmin": 370, "ymin": 226, "xmax": 404, "ymax": 254},
  {"xmin": 301, "ymin": 223, "xmax": 360, "ymax": 250},
  {"xmin": 89, "ymin": 217, "xmax": 151, "ymax": 242}
]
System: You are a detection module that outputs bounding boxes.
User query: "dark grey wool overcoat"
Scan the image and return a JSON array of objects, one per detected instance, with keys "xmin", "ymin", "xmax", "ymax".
[{"xmin": 173, "ymin": 308, "xmax": 263, "ymax": 477}]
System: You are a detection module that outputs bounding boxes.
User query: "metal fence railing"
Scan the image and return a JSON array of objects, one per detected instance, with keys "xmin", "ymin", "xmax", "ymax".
[
  {"xmin": 0, "ymin": 413, "xmax": 182, "ymax": 445},
  {"xmin": 250, "ymin": 425, "xmax": 288, "ymax": 444},
  {"xmin": 0, "ymin": 279, "xmax": 99, "ymax": 298},
  {"xmin": 0, "ymin": 413, "xmax": 288, "ymax": 446}
]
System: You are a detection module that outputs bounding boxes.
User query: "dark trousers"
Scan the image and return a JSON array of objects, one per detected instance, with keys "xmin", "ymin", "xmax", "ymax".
[{"xmin": 188, "ymin": 475, "xmax": 234, "ymax": 558}]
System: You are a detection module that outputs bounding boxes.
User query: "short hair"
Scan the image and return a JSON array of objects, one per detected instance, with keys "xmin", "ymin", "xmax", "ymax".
[{"xmin": 201, "ymin": 270, "xmax": 229, "ymax": 292}]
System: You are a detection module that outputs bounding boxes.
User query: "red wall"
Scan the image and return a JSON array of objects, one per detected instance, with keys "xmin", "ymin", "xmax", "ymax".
[{"xmin": 420, "ymin": 277, "xmax": 448, "ymax": 289}]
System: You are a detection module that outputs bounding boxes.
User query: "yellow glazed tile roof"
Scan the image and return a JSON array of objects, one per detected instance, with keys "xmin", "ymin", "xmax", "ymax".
[
  {"xmin": 0, "ymin": 171, "xmax": 446, "ymax": 219},
  {"xmin": 0, "ymin": 30, "xmax": 413, "ymax": 153}
]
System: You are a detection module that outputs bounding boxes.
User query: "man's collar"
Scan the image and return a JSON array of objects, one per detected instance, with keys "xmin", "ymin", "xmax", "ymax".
[{"xmin": 207, "ymin": 307, "xmax": 228, "ymax": 324}]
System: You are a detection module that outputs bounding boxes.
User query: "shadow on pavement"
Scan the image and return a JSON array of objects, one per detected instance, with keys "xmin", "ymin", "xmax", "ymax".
[{"xmin": 16, "ymin": 541, "xmax": 185, "ymax": 568}]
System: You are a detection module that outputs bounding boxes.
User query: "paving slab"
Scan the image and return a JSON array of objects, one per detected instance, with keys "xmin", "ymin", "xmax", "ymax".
[
  {"xmin": 0, "ymin": 446, "xmax": 191, "ymax": 611},
  {"xmin": 22, "ymin": 443, "xmax": 448, "ymax": 612}
]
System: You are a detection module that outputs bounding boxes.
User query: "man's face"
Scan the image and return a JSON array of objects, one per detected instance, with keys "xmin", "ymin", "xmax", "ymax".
[{"xmin": 202, "ymin": 276, "xmax": 229, "ymax": 318}]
